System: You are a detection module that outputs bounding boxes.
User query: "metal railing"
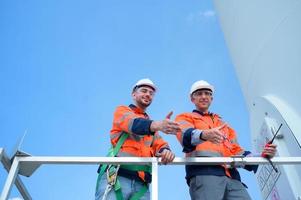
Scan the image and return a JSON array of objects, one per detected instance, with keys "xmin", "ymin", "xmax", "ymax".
[{"xmin": 1, "ymin": 147, "xmax": 301, "ymax": 200}]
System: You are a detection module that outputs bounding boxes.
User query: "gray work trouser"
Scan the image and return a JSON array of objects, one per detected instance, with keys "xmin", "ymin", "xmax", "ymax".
[{"xmin": 189, "ymin": 175, "xmax": 252, "ymax": 200}]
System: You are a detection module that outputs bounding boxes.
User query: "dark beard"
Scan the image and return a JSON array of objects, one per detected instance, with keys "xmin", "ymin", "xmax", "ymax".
[{"xmin": 136, "ymin": 99, "xmax": 151, "ymax": 109}]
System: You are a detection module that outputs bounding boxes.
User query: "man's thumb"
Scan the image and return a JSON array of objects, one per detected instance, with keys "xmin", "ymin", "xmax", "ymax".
[{"xmin": 166, "ymin": 111, "xmax": 173, "ymax": 119}]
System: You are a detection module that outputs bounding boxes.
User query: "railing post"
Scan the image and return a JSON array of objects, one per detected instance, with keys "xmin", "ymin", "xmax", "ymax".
[
  {"xmin": 151, "ymin": 159, "xmax": 158, "ymax": 200},
  {"xmin": 0, "ymin": 157, "xmax": 20, "ymax": 200}
]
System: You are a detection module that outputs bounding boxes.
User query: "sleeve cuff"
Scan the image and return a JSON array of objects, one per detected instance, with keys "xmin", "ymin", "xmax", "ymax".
[
  {"xmin": 158, "ymin": 147, "xmax": 171, "ymax": 153},
  {"xmin": 182, "ymin": 128, "xmax": 196, "ymax": 153},
  {"xmin": 191, "ymin": 129, "xmax": 205, "ymax": 146},
  {"xmin": 131, "ymin": 118, "xmax": 154, "ymax": 135}
]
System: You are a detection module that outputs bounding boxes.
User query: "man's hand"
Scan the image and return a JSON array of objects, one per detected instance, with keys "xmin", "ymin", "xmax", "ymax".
[
  {"xmin": 159, "ymin": 149, "xmax": 175, "ymax": 165},
  {"xmin": 150, "ymin": 111, "xmax": 180, "ymax": 135},
  {"xmin": 261, "ymin": 144, "xmax": 277, "ymax": 158},
  {"xmin": 201, "ymin": 123, "xmax": 227, "ymax": 144}
]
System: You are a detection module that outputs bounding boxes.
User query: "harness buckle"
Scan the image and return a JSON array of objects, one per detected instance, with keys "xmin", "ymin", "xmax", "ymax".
[{"xmin": 106, "ymin": 165, "xmax": 120, "ymax": 186}]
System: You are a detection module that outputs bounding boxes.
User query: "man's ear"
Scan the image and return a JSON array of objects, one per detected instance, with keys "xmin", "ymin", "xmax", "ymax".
[
  {"xmin": 190, "ymin": 95, "xmax": 194, "ymax": 103},
  {"xmin": 132, "ymin": 91, "xmax": 136, "ymax": 98}
]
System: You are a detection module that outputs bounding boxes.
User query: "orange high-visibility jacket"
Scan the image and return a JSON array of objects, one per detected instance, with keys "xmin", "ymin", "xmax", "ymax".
[
  {"xmin": 111, "ymin": 104, "xmax": 170, "ymax": 158},
  {"xmin": 175, "ymin": 110, "xmax": 257, "ymax": 184},
  {"xmin": 175, "ymin": 111, "xmax": 244, "ymax": 158}
]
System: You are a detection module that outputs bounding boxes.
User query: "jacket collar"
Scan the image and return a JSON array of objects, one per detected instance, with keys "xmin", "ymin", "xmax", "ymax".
[
  {"xmin": 129, "ymin": 104, "xmax": 149, "ymax": 116},
  {"xmin": 193, "ymin": 109, "xmax": 213, "ymax": 116}
]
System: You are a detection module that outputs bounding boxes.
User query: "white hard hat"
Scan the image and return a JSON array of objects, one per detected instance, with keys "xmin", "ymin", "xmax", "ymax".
[
  {"xmin": 190, "ymin": 80, "xmax": 214, "ymax": 95},
  {"xmin": 133, "ymin": 78, "xmax": 157, "ymax": 91}
]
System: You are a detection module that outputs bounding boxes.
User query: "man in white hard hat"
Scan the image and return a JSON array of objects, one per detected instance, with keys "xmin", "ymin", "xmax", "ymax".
[
  {"xmin": 175, "ymin": 80, "xmax": 277, "ymax": 200},
  {"xmin": 95, "ymin": 78, "xmax": 180, "ymax": 200}
]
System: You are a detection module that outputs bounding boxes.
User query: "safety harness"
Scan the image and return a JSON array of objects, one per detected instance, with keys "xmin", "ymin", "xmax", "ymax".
[{"xmin": 96, "ymin": 133, "xmax": 151, "ymax": 200}]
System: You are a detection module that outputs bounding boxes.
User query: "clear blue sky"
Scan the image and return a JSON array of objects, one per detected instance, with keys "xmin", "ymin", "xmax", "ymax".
[{"xmin": 0, "ymin": 0, "xmax": 261, "ymax": 199}]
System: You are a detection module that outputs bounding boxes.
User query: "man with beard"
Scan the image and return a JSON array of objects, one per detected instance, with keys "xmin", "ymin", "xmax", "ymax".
[
  {"xmin": 95, "ymin": 78, "xmax": 180, "ymax": 200},
  {"xmin": 175, "ymin": 80, "xmax": 277, "ymax": 200}
]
